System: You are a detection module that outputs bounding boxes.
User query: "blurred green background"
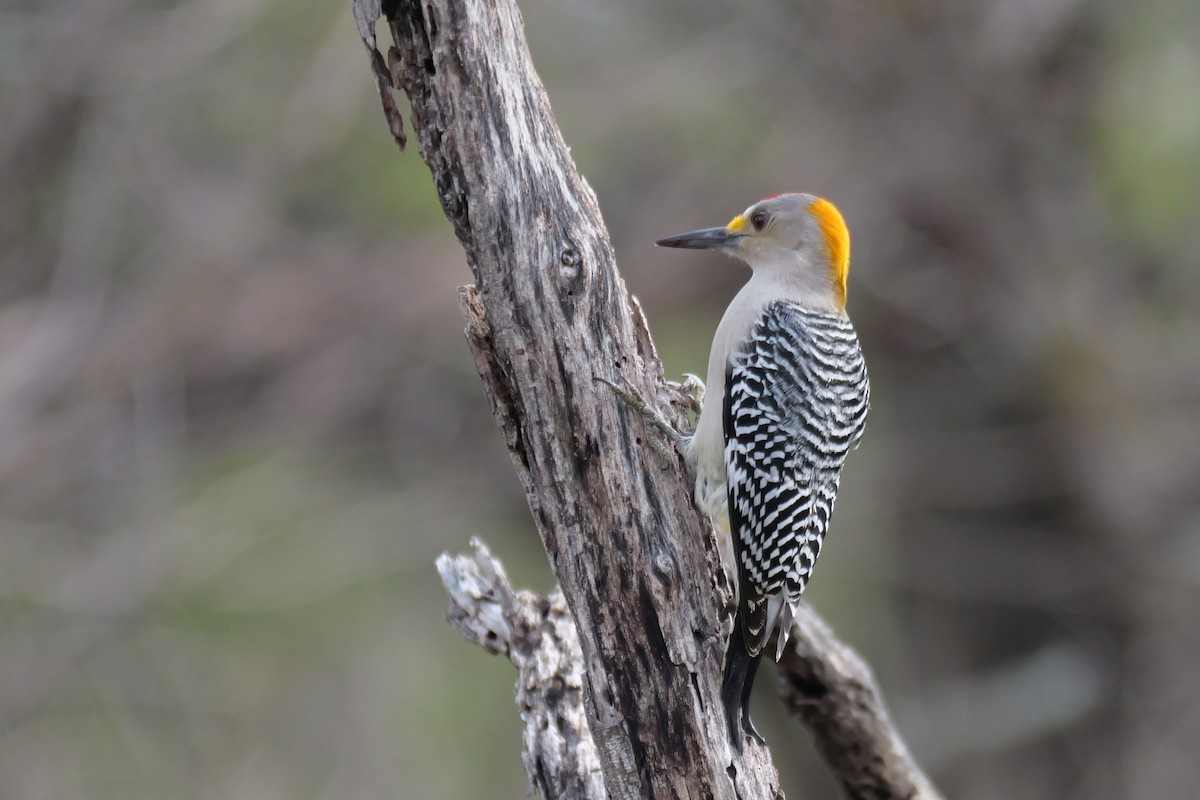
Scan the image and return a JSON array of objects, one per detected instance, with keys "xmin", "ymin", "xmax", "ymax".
[{"xmin": 3, "ymin": 0, "xmax": 1199, "ymax": 798}]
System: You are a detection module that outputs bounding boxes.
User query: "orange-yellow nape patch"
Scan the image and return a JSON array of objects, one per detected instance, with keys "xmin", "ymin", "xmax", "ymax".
[
  {"xmin": 807, "ymin": 198, "xmax": 851, "ymax": 305},
  {"xmin": 726, "ymin": 214, "xmax": 748, "ymax": 234}
]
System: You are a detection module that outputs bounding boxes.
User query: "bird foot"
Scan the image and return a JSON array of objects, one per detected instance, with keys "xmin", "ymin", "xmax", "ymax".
[
  {"xmin": 668, "ymin": 373, "xmax": 705, "ymax": 417},
  {"xmin": 596, "ymin": 375, "xmax": 690, "ymax": 460}
]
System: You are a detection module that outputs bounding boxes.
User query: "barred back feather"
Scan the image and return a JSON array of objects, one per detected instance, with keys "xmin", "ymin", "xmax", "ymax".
[{"xmin": 718, "ymin": 300, "xmax": 869, "ymax": 749}]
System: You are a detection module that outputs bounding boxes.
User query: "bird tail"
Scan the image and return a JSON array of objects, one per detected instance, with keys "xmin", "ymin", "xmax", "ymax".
[{"xmin": 721, "ymin": 619, "xmax": 763, "ymax": 751}]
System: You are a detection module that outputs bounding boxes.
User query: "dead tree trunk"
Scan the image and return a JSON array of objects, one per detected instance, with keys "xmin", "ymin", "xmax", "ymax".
[{"xmin": 352, "ymin": 2, "xmax": 943, "ymax": 798}]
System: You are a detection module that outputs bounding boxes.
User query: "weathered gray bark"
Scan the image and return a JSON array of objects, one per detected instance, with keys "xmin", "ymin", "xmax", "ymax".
[
  {"xmin": 352, "ymin": 1, "xmax": 943, "ymax": 798},
  {"xmin": 780, "ymin": 606, "xmax": 943, "ymax": 800},
  {"xmin": 437, "ymin": 539, "xmax": 605, "ymax": 800}
]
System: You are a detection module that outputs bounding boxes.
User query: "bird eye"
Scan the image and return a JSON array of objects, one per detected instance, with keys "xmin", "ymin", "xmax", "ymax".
[{"xmin": 750, "ymin": 211, "xmax": 769, "ymax": 231}]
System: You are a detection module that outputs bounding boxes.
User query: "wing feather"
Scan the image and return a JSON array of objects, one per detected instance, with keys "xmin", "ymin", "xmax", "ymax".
[{"xmin": 723, "ymin": 301, "xmax": 869, "ymax": 656}]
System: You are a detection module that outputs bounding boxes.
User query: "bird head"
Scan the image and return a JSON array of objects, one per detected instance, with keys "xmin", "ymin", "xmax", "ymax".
[{"xmin": 656, "ymin": 193, "xmax": 851, "ymax": 307}]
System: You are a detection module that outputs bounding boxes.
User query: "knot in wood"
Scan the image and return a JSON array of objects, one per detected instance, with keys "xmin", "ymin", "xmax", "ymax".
[
  {"xmin": 559, "ymin": 246, "xmax": 582, "ymax": 283},
  {"xmin": 557, "ymin": 243, "xmax": 585, "ymax": 313}
]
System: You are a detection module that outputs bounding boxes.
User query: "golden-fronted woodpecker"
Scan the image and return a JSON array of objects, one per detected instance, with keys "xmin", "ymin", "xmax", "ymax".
[{"xmin": 657, "ymin": 193, "xmax": 870, "ymax": 750}]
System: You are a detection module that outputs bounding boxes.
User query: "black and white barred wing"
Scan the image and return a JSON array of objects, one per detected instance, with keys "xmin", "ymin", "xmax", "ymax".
[{"xmin": 723, "ymin": 301, "xmax": 870, "ymax": 658}]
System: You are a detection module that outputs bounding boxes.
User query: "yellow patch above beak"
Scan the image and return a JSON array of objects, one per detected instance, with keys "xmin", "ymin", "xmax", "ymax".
[{"xmin": 725, "ymin": 214, "xmax": 748, "ymax": 234}]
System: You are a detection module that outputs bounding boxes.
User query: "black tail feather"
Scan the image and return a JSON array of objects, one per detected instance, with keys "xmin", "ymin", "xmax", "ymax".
[{"xmin": 721, "ymin": 621, "xmax": 765, "ymax": 751}]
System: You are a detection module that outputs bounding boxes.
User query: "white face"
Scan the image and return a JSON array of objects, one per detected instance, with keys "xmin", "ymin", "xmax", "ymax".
[
  {"xmin": 727, "ymin": 193, "xmax": 826, "ymax": 266},
  {"xmin": 656, "ymin": 191, "xmax": 850, "ymax": 307}
]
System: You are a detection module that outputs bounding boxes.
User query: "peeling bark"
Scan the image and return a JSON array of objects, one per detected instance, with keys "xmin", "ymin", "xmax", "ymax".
[{"xmin": 437, "ymin": 540, "xmax": 605, "ymax": 800}]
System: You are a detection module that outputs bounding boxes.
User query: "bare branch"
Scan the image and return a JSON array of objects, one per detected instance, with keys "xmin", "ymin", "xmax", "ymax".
[
  {"xmin": 780, "ymin": 606, "xmax": 944, "ymax": 800},
  {"xmin": 437, "ymin": 539, "xmax": 605, "ymax": 800}
]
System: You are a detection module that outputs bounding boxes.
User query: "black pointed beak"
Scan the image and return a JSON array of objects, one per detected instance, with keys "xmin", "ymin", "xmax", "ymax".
[{"xmin": 655, "ymin": 226, "xmax": 745, "ymax": 250}]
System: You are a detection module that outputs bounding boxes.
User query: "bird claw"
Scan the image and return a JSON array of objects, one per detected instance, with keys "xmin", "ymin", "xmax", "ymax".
[
  {"xmin": 667, "ymin": 373, "xmax": 705, "ymax": 416},
  {"xmin": 596, "ymin": 375, "xmax": 689, "ymax": 459}
]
